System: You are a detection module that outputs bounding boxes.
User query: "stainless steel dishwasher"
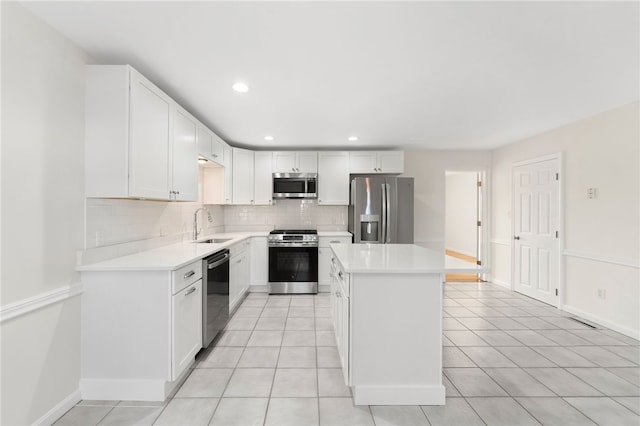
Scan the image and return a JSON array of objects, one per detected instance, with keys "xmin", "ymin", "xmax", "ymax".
[{"xmin": 202, "ymin": 249, "xmax": 230, "ymax": 348}]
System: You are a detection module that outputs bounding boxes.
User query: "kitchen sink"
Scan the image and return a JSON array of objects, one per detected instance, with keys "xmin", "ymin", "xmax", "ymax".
[{"xmin": 195, "ymin": 238, "xmax": 232, "ymax": 244}]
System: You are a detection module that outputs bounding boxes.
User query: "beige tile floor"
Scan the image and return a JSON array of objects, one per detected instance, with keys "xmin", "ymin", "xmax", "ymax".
[{"xmin": 56, "ymin": 282, "xmax": 640, "ymax": 425}]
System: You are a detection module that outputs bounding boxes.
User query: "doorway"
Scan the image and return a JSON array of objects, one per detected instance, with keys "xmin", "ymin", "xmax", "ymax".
[
  {"xmin": 444, "ymin": 171, "xmax": 487, "ymax": 282},
  {"xmin": 512, "ymin": 154, "xmax": 561, "ymax": 306}
]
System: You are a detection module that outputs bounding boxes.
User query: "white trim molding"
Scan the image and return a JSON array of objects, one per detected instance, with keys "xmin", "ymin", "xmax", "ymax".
[
  {"xmin": 563, "ymin": 249, "xmax": 640, "ymax": 269},
  {"xmin": 32, "ymin": 389, "xmax": 81, "ymax": 426},
  {"xmin": 0, "ymin": 283, "xmax": 83, "ymax": 323},
  {"xmin": 562, "ymin": 304, "xmax": 640, "ymax": 340},
  {"xmin": 490, "ymin": 239, "xmax": 511, "ymax": 247}
]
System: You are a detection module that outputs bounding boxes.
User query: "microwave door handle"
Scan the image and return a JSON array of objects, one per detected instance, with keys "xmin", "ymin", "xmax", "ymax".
[{"xmin": 381, "ymin": 183, "xmax": 387, "ymax": 244}]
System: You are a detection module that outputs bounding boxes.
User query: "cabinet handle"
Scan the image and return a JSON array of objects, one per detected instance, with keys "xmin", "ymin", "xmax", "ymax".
[
  {"xmin": 184, "ymin": 286, "xmax": 197, "ymax": 296},
  {"xmin": 338, "ymin": 271, "xmax": 343, "ymax": 279},
  {"xmin": 213, "ymin": 154, "xmax": 218, "ymax": 158},
  {"xmin": 236, "ymin": 259, "xmax": 242, "ymax": 264},
  {"xmin": 184, "ymin": 270, "xmax": 196, "ymax": 279},
  {"xmin": 330, "ymin": 240, "xmax": 340, "ymax": 244}
]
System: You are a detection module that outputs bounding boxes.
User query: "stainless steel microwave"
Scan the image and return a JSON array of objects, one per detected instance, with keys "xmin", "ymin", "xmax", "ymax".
[{"xmin": 273, "ymin": 173, "xmax": 317, "ymax": 199}]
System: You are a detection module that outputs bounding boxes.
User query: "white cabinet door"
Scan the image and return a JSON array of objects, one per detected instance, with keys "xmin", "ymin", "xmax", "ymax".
[
  {"xmin": 196, "ymin": 122, "xmax": 213, "ymax": 160},
  {"xmin": 319, "ymin": 247, "xmax": 332, "ymax": 287},
  {"xmin": 254, "ymin": 151, "xmax": 273, "ymax": 205},
  {"xmin": 348, "ymin": 151, "xmax": 378, "ymax": 174},
  {"xmin": 232, "ymin": 148, "xmax": 254, "ymax": 204},
  {"xmin": 273, "ymin": 151, "xmax": 317, "ymax": 173},
  {"xmin": 318, "ymin": 152, "xmax": 349, "ymax": 205},
  {"xmin": 223, "ymin": 145, "xmax": 233, "ymax": 204},
  {"xmin": 349, "ymin": 151, "xmax": 404, "ymax": 174},
  {"xmin": 319, "ymin": 237, "xmax": 351, "ymax": 287},
  {"xmin": 129, "ymin": 70, "xmax": 172, "ymax": 199},
  {"xmin": 296, "ymin": 152, "xmax": 318, "ymax": 173},
  {"xmin": 230, "ymin": 248, "xmax": 248, "ymax": 311},
  {"xmin": 272, "ymin": 152, "xmax": 297, "ymax": 173},
  {"xmin": 172, "ymin": 280, "xmax": 202, "ymax": 380},
  {"xmin": 171, "ymin": 106, "xmax": 198, "ymax": 201},
  {"xmin": 211, "ymin": 132, "xmax": 225, "ymax": 163},
  {"xmin": 377, "ymin": 151, "xmax": 404, "ymax": 174},
  {"xmin": 250, "ymin": 237, "xmax": 268, "ymax": 288}
]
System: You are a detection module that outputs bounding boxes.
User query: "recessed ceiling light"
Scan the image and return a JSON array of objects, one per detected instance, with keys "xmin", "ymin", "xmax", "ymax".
[
  {"xmin": 348, "ymin": 136, "xmax": 359, "ymax": 141},
  {"xmin": 232, "ymin": 82, "xmax": 249, "ymax": 93},
  {"xmin": 264, "ymin": 135, "xmax": 274, "ymax": 141}
]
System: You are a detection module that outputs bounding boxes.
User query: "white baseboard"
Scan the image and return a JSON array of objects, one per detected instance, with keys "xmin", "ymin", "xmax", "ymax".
[
  {"xmin": 80, "ymin": 378, "xmax": 167, "ymax": 401},
  {"xmin": 561, "ymin": 304, "xmax": 640, "ymax": 340},
  {"xmin": 249, "ymin": 285, "xmax": 268, "ymax": 293},
  {"xmin": 352, "ymin": 384, "xmax": 445, "ymax": 406},
  {"xmin": 32, "ymin": 388, "xmax": 81, "ymax": 426}
]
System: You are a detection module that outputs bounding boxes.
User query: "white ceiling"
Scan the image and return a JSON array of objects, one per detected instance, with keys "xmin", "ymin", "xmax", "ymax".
[{"xmin": 22, "ymin": 1, "xmax": 639, "ymax": 150}]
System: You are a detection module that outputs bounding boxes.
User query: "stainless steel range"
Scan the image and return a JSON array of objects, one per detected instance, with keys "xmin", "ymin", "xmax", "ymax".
[{"xmin": 268, "ymin": 229, "xmax": 319, "ymax": 294}]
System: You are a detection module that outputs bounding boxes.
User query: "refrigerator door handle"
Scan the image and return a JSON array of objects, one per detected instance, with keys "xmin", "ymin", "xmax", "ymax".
[
  {"xmin": 381, "ymin": 183, "xmax": 387, "ymax": 244},
  {"xmin": 385, "ymin": 183, "xmax": 392, "ymax": 243}
]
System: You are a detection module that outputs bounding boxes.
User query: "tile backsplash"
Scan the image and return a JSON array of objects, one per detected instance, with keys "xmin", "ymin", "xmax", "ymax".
[
  {"xmin": 223, "ymin": 199, "xmax": 347, "ymax": 232},
  {"xmin": 82, "ymin": 198, "xmax": 347, "ymax": 265}
]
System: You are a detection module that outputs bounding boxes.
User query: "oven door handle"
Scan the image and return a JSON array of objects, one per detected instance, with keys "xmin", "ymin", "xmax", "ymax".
[{"xmin": 268, "ymin": 243, "xmax": 319, "ymax": 248}]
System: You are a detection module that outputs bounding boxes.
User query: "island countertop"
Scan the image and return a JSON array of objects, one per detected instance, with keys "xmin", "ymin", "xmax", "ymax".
[{"xmin": 330, "ymin": 243, "xmax": 444, "ymax": 274}]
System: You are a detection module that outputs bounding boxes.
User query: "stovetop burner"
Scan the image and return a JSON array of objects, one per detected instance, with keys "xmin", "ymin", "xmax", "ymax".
[{"xmin": 270, "ymin": 229, "xmax": 318, "ymax": 235}]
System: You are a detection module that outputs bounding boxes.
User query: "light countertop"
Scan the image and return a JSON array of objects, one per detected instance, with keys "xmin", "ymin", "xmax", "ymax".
[
  {"xmin": 77, "ymin": 232, "xmax": 267, "ymax": 272},
  {"xmin": 78, "ymin": 230, "xmax": 352, "ymax": 272},
  {"xmin": 330, "ymin": 243, "xmax": 444, "ymax": 274}
]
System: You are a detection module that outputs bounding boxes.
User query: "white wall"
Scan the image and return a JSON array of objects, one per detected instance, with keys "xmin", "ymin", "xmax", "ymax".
[
  {"xmin": 1, "ymin": 2, "xmax": 89, "ymax": 424},
  {"xmin": 445, "ymin": 172, "xmax": 478, "ymax": 257},
  {"xmin": 403, "ymin": 151, "xmax": 492, "ymax": 253},
  {"xmin": 491, "ymin": 102, "xmax": 640, "ymax": 338}
]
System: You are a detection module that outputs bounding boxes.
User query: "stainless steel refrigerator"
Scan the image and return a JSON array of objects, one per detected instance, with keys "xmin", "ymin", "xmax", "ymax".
[{"xmin": 348, "ymin": 176, "xmax": 414, "ymax": 243}]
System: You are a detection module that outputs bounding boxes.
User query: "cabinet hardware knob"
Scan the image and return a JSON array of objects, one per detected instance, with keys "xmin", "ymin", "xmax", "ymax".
[
  {"xmin": 514, "ymin": 235, "xmax": 520, "ymax": 240},
  {"xmin": 184, "ymin": 286, "xmax": 197, "ymax": 296},
  {"xmin": 184, "ymin": 270, "xmax": 196, "ymax": 279}
]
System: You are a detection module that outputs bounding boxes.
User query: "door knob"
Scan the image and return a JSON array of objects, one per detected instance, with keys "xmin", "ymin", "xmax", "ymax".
[{"xmin": 514, "ymin": 236, "xmax": 520, "ymax": 240}]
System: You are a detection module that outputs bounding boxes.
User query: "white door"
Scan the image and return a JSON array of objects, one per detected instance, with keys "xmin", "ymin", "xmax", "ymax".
[{"xmin": 513, "ymin": 156, "xmax": 560, "ymax": 306}]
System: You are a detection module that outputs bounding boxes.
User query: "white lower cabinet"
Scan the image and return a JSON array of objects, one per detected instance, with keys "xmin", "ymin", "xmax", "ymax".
[
  {"xmin": 172, "ymin": 279, "xmax": 202, "ymax": 380},
  {"xmin": 250, "ymin": 236, "xmax": 268, "ymax": 289},
  {"xmin": 330, "ymin": 254, "xmax": 350, "ymax": 384},
  {"xmin": 319, "ymin": 236, "xmax": 352, "ymax": 289},
  {"xmin": 80, "ymin": 259, "xmax": 203, "ymax": 401},
  {"xmin": 230, "ymin": 239, "xmax": 250, "ymax": 311}
]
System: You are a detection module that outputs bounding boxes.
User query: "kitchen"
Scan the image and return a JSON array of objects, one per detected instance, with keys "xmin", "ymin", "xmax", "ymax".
[{"xmin": 2, "ymin": 1, "xmax": 639, "ymax": 425}]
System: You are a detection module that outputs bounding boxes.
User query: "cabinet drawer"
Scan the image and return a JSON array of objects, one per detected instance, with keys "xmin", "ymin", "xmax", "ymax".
[
  {"xmin": 172, "ymin": 260, "xmax": 202, "ymax": 294},
  {"xmin": 320, "ymin": 236, "xmax": 352, "ymax": 248}
]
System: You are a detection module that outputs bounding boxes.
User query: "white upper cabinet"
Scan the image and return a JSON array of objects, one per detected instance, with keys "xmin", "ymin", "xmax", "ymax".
[
  {"xmin": 273, "ymin": 151, "xmax": 318, "ymax": 173},
  {"xmin": 232, "ymin": 148, "xmax": 254, "ymax": 204},
  {"xmin": 196, "ymin": 123, "xmax": 213, "ymax": 161},
  {"xmin": 128, "ymin": 69, "xmax": 172, "ymax": 199},
  {"xmin": 171, "ymin": 106, "xmax": 199, "ymax": 201},
  {"xmin": 85, "ymin": 65, "xmax": 198, "ymax": 201},
  {"xmin": 253, "ymin": 151, "xmax": 273, "ymax": 205},
  {"xmin": 197, "ymin": 121, "xmax": 225, "ymax": 165},
  {"xmin": 349, "ymin": 151, "xmax": 404, "ymax": 174},
  {"xmin": 317, "ymin": 151, "xmax": 350, "ymax": 205},
  {"xmin": 201, "ymin": 144, "xmax": 232, "ymax": 205}
]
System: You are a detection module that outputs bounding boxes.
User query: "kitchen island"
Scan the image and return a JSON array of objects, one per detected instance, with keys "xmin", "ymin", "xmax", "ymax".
[{"xmin": 329, "ymin": 243, "xmax": 445, "ymax": 405}]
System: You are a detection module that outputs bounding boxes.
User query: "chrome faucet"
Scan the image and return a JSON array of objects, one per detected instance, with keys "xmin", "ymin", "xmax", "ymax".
[{"xmin": 193, "ymin": 207, "xmax": 210, "ymax": 241}]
